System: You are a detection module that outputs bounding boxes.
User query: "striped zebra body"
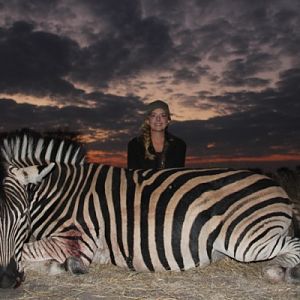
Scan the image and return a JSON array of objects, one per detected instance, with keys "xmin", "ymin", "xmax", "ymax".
[
  {"xmin": 0, "ymin": 130, "xmax": 299, "ymax": 288},
  {"xmin": 21, "ymin": 165, "xmax": 293, "ymax": 271}
]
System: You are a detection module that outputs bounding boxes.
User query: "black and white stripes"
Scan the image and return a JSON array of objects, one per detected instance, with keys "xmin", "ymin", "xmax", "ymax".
[
  {"xmin": 0, "ymin": 130, "xmax": 299, "ymax": 288},
  {"xmin": 88, "ymin": 167, "xmax": 294, "ymax": 271}
]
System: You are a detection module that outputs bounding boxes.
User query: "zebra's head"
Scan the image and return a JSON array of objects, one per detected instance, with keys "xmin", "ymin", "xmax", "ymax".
[
  {"xmin": 0, "ymin": 129, "xmax": 86, "ymax": 288},
  {"xmin": 0, "ymin": 162, "xmax": 55, "ymax": 288}
]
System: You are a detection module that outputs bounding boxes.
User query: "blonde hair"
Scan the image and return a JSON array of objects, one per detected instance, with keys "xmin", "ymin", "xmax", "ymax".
[
  {"xmin": 141, "ymin": 120, "xmax": 169, "ymax": 161},
  {"xmin": 141, "ymin": 121, "xmax": 155, "ymax": 160},
  {"xmin": 141, "ymin": 100, "xmax": 171, "ymax": 161}
]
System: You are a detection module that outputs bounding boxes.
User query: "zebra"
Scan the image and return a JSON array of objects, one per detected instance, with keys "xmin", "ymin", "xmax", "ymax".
[{"xmin": 0, "ymin": 130, "xmax": 299, "ymax": 288}]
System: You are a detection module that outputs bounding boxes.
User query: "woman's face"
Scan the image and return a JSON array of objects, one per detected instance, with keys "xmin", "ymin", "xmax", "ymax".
[{"xmin": 147, "ymin": 108, "xmax": 169, "ymax": 132}]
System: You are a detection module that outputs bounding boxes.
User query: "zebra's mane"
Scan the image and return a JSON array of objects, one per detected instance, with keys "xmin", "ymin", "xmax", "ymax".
[{"xmin": 0, "ymin": 129, "xmax": 86, "ymax": 168}]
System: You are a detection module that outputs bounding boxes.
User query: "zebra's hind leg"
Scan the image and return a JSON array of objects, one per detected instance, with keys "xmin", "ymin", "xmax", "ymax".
[
  {"xmin": 262, "ymin": 263, "xmax": 300, "ymax": 284},
  {"xmin": 262, "ymin": 264, "xmax": 286, "ymax": 283},
  {"xmin": 262, "ymin": 236, "xmax": 300, "ymax": 284}
]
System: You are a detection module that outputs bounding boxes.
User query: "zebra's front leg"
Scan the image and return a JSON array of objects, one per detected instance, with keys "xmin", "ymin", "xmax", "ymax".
[
  {"xmin": 23, "ymin": 257, "xmax": 87, "ymax": 275},
  {"xmin": 63, "ymin": 257, "xmax": 87, "ymax": 274},
  {"xmin": 23, "ymin": 259, "xmax": 66, "ymax": 275},
  {"xmin": 22, "ymin": 231, "xmax": 92, "ymax": 275}
]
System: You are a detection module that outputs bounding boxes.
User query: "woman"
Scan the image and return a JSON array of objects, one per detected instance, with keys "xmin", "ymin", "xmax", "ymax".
[{"xmin": 127, "ymin": 100, "xmax": 186, "ymax": 169}]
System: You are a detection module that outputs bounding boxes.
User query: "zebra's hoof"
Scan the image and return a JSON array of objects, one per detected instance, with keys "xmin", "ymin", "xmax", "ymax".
[
  {"xmin": 64, "ymin": 257, "xmax": 88, "ymax": 274},
  {"xmin": 262, "ymin": 265, "xmax": 285, "ymax": 283},
  {"xmin": 285, "ymin": 265, "xmax": 300, "ymax": 284}
]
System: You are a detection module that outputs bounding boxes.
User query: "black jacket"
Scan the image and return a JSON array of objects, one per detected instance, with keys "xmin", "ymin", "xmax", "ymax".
[{"xmin": 127, "ymin": 133, "xmax": 186, "ymax": 169}]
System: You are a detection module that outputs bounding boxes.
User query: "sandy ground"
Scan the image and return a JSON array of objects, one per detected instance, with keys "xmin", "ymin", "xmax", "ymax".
[{"xmin": 0, "ymin": 258, "xmax": 299, "ymax": 300}]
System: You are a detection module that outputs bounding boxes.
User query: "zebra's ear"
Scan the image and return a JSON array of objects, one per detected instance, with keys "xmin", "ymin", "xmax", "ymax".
[{"xmin": 12, "ymin": 163, "xmax": 55, "ymax": 185}]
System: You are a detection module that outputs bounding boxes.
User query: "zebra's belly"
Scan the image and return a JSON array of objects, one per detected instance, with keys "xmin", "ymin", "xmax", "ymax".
[
  {"xmin": 129, "ymin": 252, "xmax": 212, "ymax": 272},
  {"xmin": 109, "ymin": 239, "xmax": 213, "ymax": 272}
]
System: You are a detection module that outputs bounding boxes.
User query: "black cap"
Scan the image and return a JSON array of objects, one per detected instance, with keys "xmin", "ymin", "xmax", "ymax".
[{"xmin": 145, "ymin": 100, "xmax": 171, "ymax": 119}]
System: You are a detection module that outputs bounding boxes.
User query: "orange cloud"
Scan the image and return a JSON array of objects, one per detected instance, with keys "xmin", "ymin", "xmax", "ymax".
[
  {"xmin": 87, "ymin": 150, "xmax": 300, "ymax": 169},
  {"xmin": 87, "ymin": 150, "xmax": 127, "ymax": 167},
  {"xmin": 187, "ymin": 153, "xmax": 300, "ymax": 164}
]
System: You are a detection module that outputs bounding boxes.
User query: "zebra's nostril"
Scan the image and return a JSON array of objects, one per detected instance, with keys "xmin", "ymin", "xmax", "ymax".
[
  {"xmin": 0, "ymin": 271, "xmax": 24, "ymax": 289},
  {"xmin": 0, "ymin": 273, "xmax": 16, "ymax": 289},
  {"xmin": 0, "ymin": 259, "xmax": 24, "ymax": 289}
]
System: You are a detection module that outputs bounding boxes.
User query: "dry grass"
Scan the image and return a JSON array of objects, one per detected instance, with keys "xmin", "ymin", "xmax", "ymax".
[{"xmin": 1, "ymin": 258, "xmax": 299, "ymax": 300}]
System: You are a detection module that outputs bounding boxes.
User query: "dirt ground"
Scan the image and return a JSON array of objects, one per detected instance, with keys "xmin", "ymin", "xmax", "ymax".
[{"xmin": 0, "ymin": 258, "xmax": 299, "ymax": 300}]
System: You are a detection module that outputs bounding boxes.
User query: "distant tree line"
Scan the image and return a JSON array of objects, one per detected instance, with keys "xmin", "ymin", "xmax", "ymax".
[{"xmin": 248, "ymin": 166, "xmax": 300, "ymax": 203}]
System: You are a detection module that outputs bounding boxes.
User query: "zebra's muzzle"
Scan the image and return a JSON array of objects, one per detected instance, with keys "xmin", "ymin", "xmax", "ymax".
[{"xmin": 0, "ymin": 258, "xmax": 25, "ymax": 289}]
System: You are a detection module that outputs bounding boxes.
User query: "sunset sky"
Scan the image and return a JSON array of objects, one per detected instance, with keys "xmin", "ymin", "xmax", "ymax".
[{"xmin": 0, "ymin": 0, "xmax": 299, "ymax": 171}]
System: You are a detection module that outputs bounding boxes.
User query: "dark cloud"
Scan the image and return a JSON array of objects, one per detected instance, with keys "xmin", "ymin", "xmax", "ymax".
[
  {"xmin": 0, "ymin": 21, "xmax": 82, "ymax": 102},
  {"xmin": 0, "ymin": 0, "xmax": 299, "ymax": 169},
  {"xmin": 170, "ymin": 66, "xmax": 300, "ymax": 165},
  {"xmin": 0, "ymin": 93, "xmax": 145, "ymax": 133},
  {"xmin": 201, "ymin": 67, "xmax": 300, "ymax": 115},
  {"xmin": 1, "ymin": 1, "xmax": 298, "ymax": 93},
  {"xmin": 173, "ymin": 68, "xmax": 201, "ymax": 84},
  {"xmin": 0, "ymin": 94, "xmax": 145, "ymax": 157},
  {"xmin": 71, "ymin": 16, "xmax": 174, "ymax": 87},
  {"xmin": 219, "ymin": 45, "xmax": 283, "ymax": 87},
  {"xmin": 174, "ymin": 94, "xmax": 300, "ymax": 159},
  {"xmin": 276, "ymin": 68, "xmax": 300, "ymax": 94},
  {"xmin": 85, "ymin": 0, "xmax": 142, "ymax": 29}
]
